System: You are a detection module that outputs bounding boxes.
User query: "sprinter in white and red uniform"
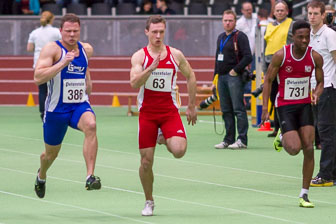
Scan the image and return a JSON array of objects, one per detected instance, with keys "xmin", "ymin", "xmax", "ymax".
[
  {"xmin": 33, "ymin": 14, "xmax": 101, "ymax": 199},
  {"xmin": 262, "ymin": 20, "xmax": 324, "ymax": 208},
  {"xmin": 130, "ymin": 15, "xmax": 197, "ymax": 216}
]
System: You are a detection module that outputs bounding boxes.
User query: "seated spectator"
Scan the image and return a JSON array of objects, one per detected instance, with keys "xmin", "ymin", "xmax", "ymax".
[
  {"xmin": 13, "ymin": 0, "xmax": 40, "ymax": 15},
  {"xmin": 156, "ymin": 0, "xmax": 176, "ymax": 15},
  {"xmin": 138, "ymin": 0, "xmax": 154, "ymax": 15}
]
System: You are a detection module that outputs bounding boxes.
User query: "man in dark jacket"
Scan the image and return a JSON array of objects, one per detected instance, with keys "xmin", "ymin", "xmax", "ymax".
[{"xmin": 214, "ymin": 9, "xmax": 252, "ymax": 149}]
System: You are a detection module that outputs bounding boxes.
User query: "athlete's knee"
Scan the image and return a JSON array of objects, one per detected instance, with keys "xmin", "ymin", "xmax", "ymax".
[
  {"xmin": 84, "ymin": 120, "xmax": 97, "ymax": 134},
  {"xmin": 141, "ymin": 157, "xmax": 153, "ymax": 171},
  {"xmin": 41, "ymin": 150, "xmax": 59, "ymax": 161},
  {"xmin": 285, "ymin": 145, "xmax": 300, "ymax": 156},
  {"xmin": 172, "ymin": 148, "xmax": 186, "ymax": 158},
  {"xmin": 170, "ymin": 144, "xmax": 187, "ymax": 158},
  {"xmin": 167, "ymin": 137, "xmax": 187, "ymax": 158},
  {"xmin": 303, "ymin": 145, "xmax": 314, "ymax": 158}
]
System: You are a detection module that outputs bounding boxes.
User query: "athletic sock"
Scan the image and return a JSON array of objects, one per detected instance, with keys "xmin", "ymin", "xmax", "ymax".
[
  {"xmin": 299, "ymin": 188, "xmax": 309, "ymax": 198},
  {"xmin": 86, "ymin": 175, "xmax": 92, "ymax": 181},
  {"xmin": 37, "ymin": 175, "xmax": 46, "ymax": 183}
]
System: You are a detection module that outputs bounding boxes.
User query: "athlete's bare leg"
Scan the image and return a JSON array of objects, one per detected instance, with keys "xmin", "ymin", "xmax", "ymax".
[
  {"xmin": 39, "ymin": 144, "xmax": 61, "ymax": 179},
  {"xmin": 299, "ymin": 125, "xmax": 315, "ymax": 190},
  {"xmin": 282, "ymin": 130, "xmax": 301, "ymax": 156},
  {"xmin": 157, "ymin": 134, "xmax": 166, "ymax": 145},
  {"xmin": 166, "ymin": 136, "xmax": 187, "ymax": 158},
  {"xmin": 78, "ymin": 111, "xmax": 98, "ymax": 177},
  {"xmin": 139, "ymin": 147, "xmax": 155, "ymax": 201}
]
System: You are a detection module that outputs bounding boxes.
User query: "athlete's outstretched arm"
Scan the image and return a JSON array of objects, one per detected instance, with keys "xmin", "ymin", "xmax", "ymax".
[
  {"xmin": 261, "ymin": 49, "xmax": 283, "ymax": 124},
  {"xmin": 312, "ymin": 50, "xmax": 324, "ymax": 105},
  {"xmin": 172, "ymin": 48, "xmax": 197, "ymax": 125},
  {"xmin": 34, "ymin": 42, "xmax": 75, "ymax": 85},
  {"xmin": 130, "ymin": 50, "xmax": 160, "ymax": 89}
]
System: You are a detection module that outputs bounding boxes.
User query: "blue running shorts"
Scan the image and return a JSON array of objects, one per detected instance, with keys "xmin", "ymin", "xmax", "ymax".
[{"xmin": 43, "ymin": 102, "xmax": 95, "ymax": 145}]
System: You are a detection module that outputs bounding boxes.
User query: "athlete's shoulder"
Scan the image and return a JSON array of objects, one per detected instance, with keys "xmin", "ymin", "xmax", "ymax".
[
  {"xmin": 273, "ymin": 46, "xmax": 285, "ymax": 60},
  {"xmin": 38, "ymin": 41, "xmax": 62, "ymax": 64},
  {"xmin": 311, "ymin": 49, "xmax": 324, "ymax": 65},
  {"xmin": 44, "ymin": 41, "xmax": 60, "ymax": 53},
  {"xmin": 131, "ymin": 48, "xmax": 145, "ymax": 65},
  {"xmin": 169, "ymin": 46, "xmax": 184, "ymax": 63},
  {"xmin": 80, "ymin": 42, "xmax": 93, "ymax": 58}
]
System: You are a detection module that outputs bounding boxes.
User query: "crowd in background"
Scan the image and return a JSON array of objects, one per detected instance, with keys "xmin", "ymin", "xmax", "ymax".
[
  {"xmin": 3, "ymin": 0, "xmax": 334, "ymax": 16},
  {"xmin": 0, "ymin": 0, "xmax": 185, "ymax": 15}
]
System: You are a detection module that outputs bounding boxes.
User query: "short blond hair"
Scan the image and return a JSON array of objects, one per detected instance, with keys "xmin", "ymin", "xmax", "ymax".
[{"xmin": 223, "ymin": 9, "xmax": 237, "ymax": 21}]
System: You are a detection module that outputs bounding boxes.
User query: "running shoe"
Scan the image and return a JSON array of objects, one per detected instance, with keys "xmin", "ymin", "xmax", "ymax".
[
  {"xmin": 85, "ymin": 175, "xmax": 102, "ymax": 190},
  {"xmin": 228, "ymin": 139, "xmax": 247, "ymax": 149},
  {"xmin": 273, "ymin": 130, "xmax": 283, "ymax": 152},
  {"xmin": 310, "ymin": 176, "xmax": 333, "ymax": 187},
  {"xmin": 34, "ymin": 169, "xmax": 46, "ymax": 198},
  {"xmin": 142, "ymin": 200, "xmax": 154, "ymax": 216},
  {"xmin": 214, "ymin": 141, "xmax": 230, "ymax": 149},
  {"xmin": 299, "ymin": 194, "xmax": 314, "ymax": 208}
]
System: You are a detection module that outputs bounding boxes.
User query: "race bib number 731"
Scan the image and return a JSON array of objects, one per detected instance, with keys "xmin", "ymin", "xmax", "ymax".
[
  {"xmin": 63, "ymin": 79, "xmax": 86, "ymax": 103},
  {"xmin": 284, "ymin": 77, "xmax": 309, "ymax": 100}
]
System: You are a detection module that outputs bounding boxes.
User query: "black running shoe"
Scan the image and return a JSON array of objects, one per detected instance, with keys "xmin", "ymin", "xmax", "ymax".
[
  {"xmin": 34, "ymin": 170, "xmax": 46, "ymax": 198},
  {"xmin": 85, "ymin": 175, "xmax": 101, "ymax": 190}
]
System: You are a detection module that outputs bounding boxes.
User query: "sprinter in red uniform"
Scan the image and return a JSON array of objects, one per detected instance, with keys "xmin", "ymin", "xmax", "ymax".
[
  {"xmin": 130, "ymin": 15, "xmax": 197, "ymax": 216},
  {"xmin": 262, "ymin": 20, "xmax": 324, "ymax": 208}
]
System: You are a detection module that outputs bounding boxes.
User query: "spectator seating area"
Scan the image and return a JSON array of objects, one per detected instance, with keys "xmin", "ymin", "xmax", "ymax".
[{"xmin": 2, "ymin": 0, "xmax": 333, "ymax": 17}]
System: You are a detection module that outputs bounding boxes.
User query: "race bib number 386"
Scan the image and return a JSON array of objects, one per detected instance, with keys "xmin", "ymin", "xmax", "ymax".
[
  {"xmin": 284, "ymin": 77, "xmax": 309, "ymax": 100},
  {"xmin": 63, "ymin": 79, "xmax": 86, "ymax": 103},
  {"xmin": 145, "ymin": 69, "xmax": 173, "ymax": 92}
]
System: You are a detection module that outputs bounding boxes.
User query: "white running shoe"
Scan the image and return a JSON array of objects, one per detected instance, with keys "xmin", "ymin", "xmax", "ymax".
[
  {"xmin": 228, "ymin": 139, "xmax": 247, "ymax": 149},
  {"xmin": 214, "ymin": 141, "xmax": 229, "ymax": 149},
  {"xmin": 141, "ymin": 200, "xmax": 154, "ymax": 216}
]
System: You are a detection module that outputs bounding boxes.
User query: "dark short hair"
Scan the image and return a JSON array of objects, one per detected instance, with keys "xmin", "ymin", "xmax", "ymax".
[
  {"xmin": 257, "ymin": 8, "xmax": 269, "ymax": 18},
  {"xmin": 145, "ymin": 15, "xmax": 166, "ymax": 30},
  {"xmin": 60, "ymin": 13, "xmax": 80, "ymax": 28},
  {"xmin": 292, "ymin": 20, "xmax": 311, "ymax": 35},
  {"xmin": 307, "ymin": 0, "xmax": 325, "ymax": 15}
]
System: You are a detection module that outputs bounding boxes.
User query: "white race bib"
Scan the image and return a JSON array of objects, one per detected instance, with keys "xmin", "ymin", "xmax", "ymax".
[
  {"xmin": 63, "ymin": 79, "xmax": 86, "ymax": 103},
  {"xmin": 284, "ymin": 77, "xmax": 309, "ymax": 100},
  {"xmin": 145, "ymin": 69, "xmax": 173, "ymax": 92}
]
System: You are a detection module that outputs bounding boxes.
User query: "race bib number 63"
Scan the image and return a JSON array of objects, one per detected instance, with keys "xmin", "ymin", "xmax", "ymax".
[
  {"xmin": 145, "ymin": 69, "xmax": 173, "ymax": 92},
  {"xmin": 284, "ymin": 77, "xmax": 309, "ymax": 100},
  {"xmin": 63, "ymin": 79, "xmax": 86, "ymax": 103}
]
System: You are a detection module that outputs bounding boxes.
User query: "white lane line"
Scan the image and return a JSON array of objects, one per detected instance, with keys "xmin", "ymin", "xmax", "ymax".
[
  {"xmin": 199, "ymin": 119, "xmax": 223, "ymax": 125},
  {"xmin": 0, "ymin": 167, "xmax": 304, "ymax": 224},
  {"xmin": 1, "ymin": 148, "xmax": 335, "ymax": 207},
  {"xmin": 0, "ymin": 189, "xmax": 154, "ymax": 224},
  {"xmin": 0, "ymin": 133, "xmax": 300, "ymax": 180}
]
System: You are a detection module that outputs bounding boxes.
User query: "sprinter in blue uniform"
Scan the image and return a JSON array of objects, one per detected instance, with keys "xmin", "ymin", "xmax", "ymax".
[{"xmin": 33, "ymin": 13, "xmax": 101, "ymax": 198}]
